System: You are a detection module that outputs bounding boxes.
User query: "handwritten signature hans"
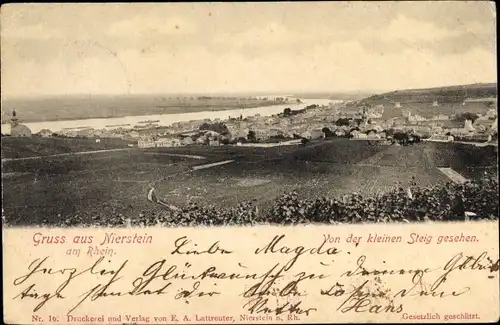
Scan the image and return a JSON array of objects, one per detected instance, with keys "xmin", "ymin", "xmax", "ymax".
[{"xmin": 319, "ymin": 251, "xmax": 499, "ymax": 314}]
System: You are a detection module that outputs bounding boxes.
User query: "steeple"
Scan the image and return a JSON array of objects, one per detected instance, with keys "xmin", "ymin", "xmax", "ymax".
[
  {"xmin": 11, "ymin": 109, "xmax": 19, "ymax": 127},
  {"xmin": 8, "ymin": 109, "xmax": 32, "ymax": 137}
]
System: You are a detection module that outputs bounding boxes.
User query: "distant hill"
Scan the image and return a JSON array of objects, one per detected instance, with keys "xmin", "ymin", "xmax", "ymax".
[
  {"xmin": 292, "ymin": 92, "xmax": 375, "ymax": 100},
  {"xmin": 361, "ymin": 83, "xmax": 497, "ymax": 104},
  {"xmin": 0, "ymin": 95, "xmax": 286, "ymax": 124},
  {"xmin": 355, "ymin": 83, "xmax": 497, "ymax": 120}
]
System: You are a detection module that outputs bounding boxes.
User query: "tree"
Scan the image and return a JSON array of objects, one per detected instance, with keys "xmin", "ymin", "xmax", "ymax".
[
  {"xmin": 335, "ymin": 118, "xmax": 351, "ymax": 126},
  {"xmin": 301, "ymin": 138, "xmax": 309, "ymax": 145},
  {"xmin": 354, "ymin": 118, "xmax": 364, "ymax": 125},
  {"xmin": 393, "ymin": 132, "xmax": 409, "ymax": 145},
  {"xmin": 199, "ymin": 122, "xmax": 211, "ymax": 130},
  {"xmin": 322, "ymin": 127, "xmax": 334, "ymax": 138},
  {"xmin": 283, "ymin": 108, "xmax": 292, "ymax": 116},
  {"xmin": 385, "ymin": 128, "xmax": 395, "ymax": 137},
  {"xmin": 38, "ymin": 129, "xmax": 53, "ymax": 137},
  {"xmin": 199, "ymin": 122, "xmax": 229, "ymax": 135},
  {"xmin": 454, "ymin": 112, "xmax": 479, "ymax": 123},
  {"xmin": 247, "ymin": 130, "xmax": 257, "ymax": 143}
]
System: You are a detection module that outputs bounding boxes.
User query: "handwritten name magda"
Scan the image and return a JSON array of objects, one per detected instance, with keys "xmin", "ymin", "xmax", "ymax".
[
  {"xmin": 239, "ymin": 234, "xmax": 342, "ymax": 317},
  {"xmin": 255, "ymin": 234, "xmax": 341, "ymax": 270}
]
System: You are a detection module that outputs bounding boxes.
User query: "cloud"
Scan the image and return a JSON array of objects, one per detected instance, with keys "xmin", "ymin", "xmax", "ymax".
[
  {"xmin": 2, "ymin": 37, "xmax": 496, "ymax": 97},
  {"xmin": 348, "ymin": 14, "xmax": 495, "ymax": 56},
  {"xmin": 1, "ymin": 51, "xmax": 132, "ymax": 98},
  {"xmin": 223, "ymin": 22, "xmax": 293, "ymax": 46},
  {"xmin": 212, "ymin": 13, "xmax": 495, "ymax": 59},
  {"xmin": 1, "ymin": 23, "xmax": 64, "ymax": 39},
  {"xmin": 106, "ymin": 15, "xmax": 197, "ymax": 37},
  {"xmin": 377, "ymin": 15, "xmax": 458, "ymax": 42},
  {"xmin": 361, "ymin": 14, "xmax": 494, "ymax": 43},
  {"xmin": 1, "ymin": 3, "xmax": 496, "ymax": 97}
]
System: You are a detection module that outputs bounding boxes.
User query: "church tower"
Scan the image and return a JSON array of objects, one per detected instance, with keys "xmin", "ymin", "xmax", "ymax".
[
  {"xmin": 11, "ymin": 109, "xmax": 19, "ymax": 127},
  {"xmin": 9, "ymin": 109, "xmax": 32, "ymax": 137}
]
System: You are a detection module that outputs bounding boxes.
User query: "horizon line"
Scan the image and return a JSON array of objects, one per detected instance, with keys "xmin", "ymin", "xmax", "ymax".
[{"xmin": 1, "ymin": 81, "xmax": 497, "ymax": 101}]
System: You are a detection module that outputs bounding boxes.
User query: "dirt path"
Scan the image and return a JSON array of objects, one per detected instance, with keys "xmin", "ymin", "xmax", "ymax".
[
  {"xmin": 146, "ymin": 159, "xmax": 237, "ymax": 208},
  {"xmin": 142, "ymin": 152, "xmax": 206, "ymax": 160},
  {"xmin": 1, "ymin": 148, "xmax": 133, "ymax": 162},
  {"xmin": 437, "ymin": 168, "xmax": 469, "ymax": 184},
  {"xmin": 1, "ymin": 148, "xmax": 210, "ymax": 163}
]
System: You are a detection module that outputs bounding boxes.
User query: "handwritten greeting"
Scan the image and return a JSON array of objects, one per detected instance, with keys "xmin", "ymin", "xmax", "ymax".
[{"xmin": 4, "ymin": 223, "xmax": 500, "ymax": 324}]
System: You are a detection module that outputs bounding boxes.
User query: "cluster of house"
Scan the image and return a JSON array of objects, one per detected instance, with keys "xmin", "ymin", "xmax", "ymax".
[
  {"xmin": 7, "ymin": 96, "xmax": 495, "ymax": 147},
  {"xmin": 340, "ymin": 98, "xmax": 498, "ymax": 141},
  {"xmin": 134, "ymin": 99, "xmax": 498, "ymax": 147},
  {"xmin": 137, "ymin": 103, "xmax": 342, "ymax": 147},
  {"xmin": 137, "ymin": 130, "xmax": 224, "ymax": 148},
  {"xmin": 396, "ymin": 109, "xmax": 496, "ymax": 140}
]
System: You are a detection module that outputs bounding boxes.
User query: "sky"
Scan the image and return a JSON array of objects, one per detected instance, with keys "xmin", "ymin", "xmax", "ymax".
[{"xmin": 1, "ymin": 2, "xmax": 497, "ymax": 98}]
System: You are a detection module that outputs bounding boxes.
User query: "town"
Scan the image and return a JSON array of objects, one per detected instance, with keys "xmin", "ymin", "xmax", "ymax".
[{"xmin": 6, "ymin": 95, "xmax": 498, "ymax": 148}]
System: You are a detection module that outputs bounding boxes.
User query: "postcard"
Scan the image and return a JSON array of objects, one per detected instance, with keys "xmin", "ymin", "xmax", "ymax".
[{"xmin": 2, "ymin": 2, "xmax": 499, "ymax": 324}]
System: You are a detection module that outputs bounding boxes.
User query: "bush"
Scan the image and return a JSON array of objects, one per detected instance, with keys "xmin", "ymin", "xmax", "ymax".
[
  {"xmin": 322, "ymin": 127, "xmax": 335, "ymax": 138},
  {"xmin": 453, "ymin": 112, "xmax": 480, "ymax": 123},
  {"xmin": 248, "ymin": 130, "xmax": 257, "ymax": 143},
  {"xmin": 21, "ymin": 175, "xmax": 498, "ymax": 228},
  {"xmin": 199, "ymin": 122, "xmax": 229, "ymax": 135},
  {"xmin": 335, "ymin": 118, "xmax": 351, "ymax": 127}
]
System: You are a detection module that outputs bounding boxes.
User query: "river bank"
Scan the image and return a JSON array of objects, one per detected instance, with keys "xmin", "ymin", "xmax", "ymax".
[{"xmin": 1, "ymin": 98, "xmax": 338, "ymax": 135}]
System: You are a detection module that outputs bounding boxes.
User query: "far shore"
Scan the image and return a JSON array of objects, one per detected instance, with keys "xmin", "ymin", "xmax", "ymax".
[{"xmin": 1, "ymin": 98, "xmax": 337, "ymax": 135}]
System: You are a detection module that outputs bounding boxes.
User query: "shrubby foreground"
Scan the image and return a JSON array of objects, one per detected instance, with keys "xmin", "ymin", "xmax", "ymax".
[{"xmin": 17, "ymin": 175, "xmax": 498, "ymax": 227}]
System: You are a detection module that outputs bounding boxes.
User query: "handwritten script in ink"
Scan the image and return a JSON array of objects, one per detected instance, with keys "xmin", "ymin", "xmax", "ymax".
[{"xmin": 10, "ymin": 234, "xmax": 500, "ymax": 318}]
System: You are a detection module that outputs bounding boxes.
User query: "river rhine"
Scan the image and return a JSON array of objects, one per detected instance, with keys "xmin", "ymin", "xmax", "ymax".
[{"xmin": 1, "ymin": 98, "xmax": 338, "ymax": 134}]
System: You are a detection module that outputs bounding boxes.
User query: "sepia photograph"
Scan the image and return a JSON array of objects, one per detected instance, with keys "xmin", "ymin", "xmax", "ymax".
[
  {"xmin": 2, "ymin": 3, "xmax": 499, "ymax": 325},
  {"xmin": 1, "ymin": 2, "xmax": 498, "ymax": 228}
]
